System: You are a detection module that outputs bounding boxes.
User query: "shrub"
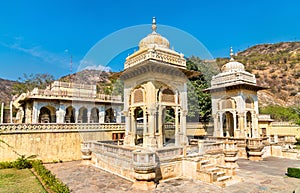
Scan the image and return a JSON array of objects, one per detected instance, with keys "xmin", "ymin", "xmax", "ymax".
[
  {"xmin": 287, "ymin": 167, "xmax": 300, "ymax": 178},
  {"xmin": 31, "ymin": 160, "xmax": 70, "ymax": 193},
  {"xmin": 0, "ymin": 161, "xmax": 14, "ymax": 169},
  {"xmin": 13, "ymin": 155, "xmax": 32, "ymax": 169}
]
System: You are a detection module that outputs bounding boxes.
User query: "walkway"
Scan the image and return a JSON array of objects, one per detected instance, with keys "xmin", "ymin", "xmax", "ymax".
[{"xmin": 45, "ymin": 157, "xmax": 300, "ymax": 193}]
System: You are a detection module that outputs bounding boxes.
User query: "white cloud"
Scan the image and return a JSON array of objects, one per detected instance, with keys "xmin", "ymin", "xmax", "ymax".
[
  {"xmin": 80, "ymin": 60, "xmax": 111, "ymax": 72},
  {"xmin": 0, "ymin": 37, "xmax": 68, "ymax": 68}
]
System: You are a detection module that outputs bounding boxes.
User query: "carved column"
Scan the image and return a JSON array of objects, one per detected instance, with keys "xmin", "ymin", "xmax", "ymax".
[
  {"xmin": 178, "ymin": 109, "xmax": 188, "ymax": 146},
  {"xmin": 213, "ymin": 113, "xmax": 218, "ymax": 137},
  {"xmin": 219, "ymin": 112, "xmax": 223, "ymax": 137},
  {"xmin": 98, "ymin": 106, "xmax": 105, "ymax": 123},
  {"xmin": 233, "ymin": 111, "xmax": 237, "ymax": 137},
  {"xmin": 147, "ymin": 108, "xmax": 157, "ymax": 148},
  {"xmin": 75, "ymin": 109, "xmax": 79, "ymax": 123},
  {"xmin": 56, "ymin": 105, "xmax": 65, "ymax": 123},
  {"xmin": 87, "ymin": 110, "xmax": 91, "ymax": 123},
  {"xmin": 142, "ymin": 106, "xmax": 148, "ymax": 148}
]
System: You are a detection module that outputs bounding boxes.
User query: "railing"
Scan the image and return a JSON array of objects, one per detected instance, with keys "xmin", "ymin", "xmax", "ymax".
[
  {"xmin": 0, "ymin": 123, "xmax": 125, "ymax": 133},
  {"xmin": 89, "ymin": 141, "xmax": 135, "ymax": 160},
  {"xmin": 28, "ymin": 88, "xmax": 122, "ymax": 102},
  {"xmin": 125, "ymin": 49, "xmax": 186, "ymax": 69},
  {"xmin": 271, "ymin": 122, "xmax": 298, "ymax": 126},
  {"xmin": 156, "ymin": 147, "xmax": 183, "ymax": 161},
  {"xmin": 211, "ymin": 71, "xmax": 256, "ymax": 86}
]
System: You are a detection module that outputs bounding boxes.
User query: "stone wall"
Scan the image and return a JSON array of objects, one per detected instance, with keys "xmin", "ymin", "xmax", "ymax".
[
  {"xmin": 0, "ymin": 123, "xmax": 125, "ymax": 162},
  {"xmin": 269, "ymin": 123, "xmax": 300, "ymax": 138}
]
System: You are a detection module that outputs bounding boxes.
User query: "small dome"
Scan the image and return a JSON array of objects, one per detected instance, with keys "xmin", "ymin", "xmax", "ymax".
[
  {"xmin": 138, "ymin": 17, "xmax": 170, "ymax": 49},
  {"xmin": 221, "ymin": 47, "xmax": 245, "ymax": 72},
  {"xmin": 221, "ymin": 61, "xmax": 245, "ymax": 72}
]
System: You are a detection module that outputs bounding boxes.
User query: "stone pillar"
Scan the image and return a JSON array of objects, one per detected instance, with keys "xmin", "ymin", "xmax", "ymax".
[
  {"xmin": 143, "ymin": 106, "xmax": 148, "ymax": 148},
  {"xmin": 213, "ymin": 114, "xmax": 218, "ymax": 136},
  {"xmin": 25, "ymin": 103, "xmax": 33, "ymax": 123},
  {"xmin": 1, "ymin": 102, "xmax": 4, "ymax": 123},
  {"xmin": 87, "ymin": 110, "xmax": 91, "ymax": 123},
  {"xmin": 115, "ymin": 106, "xmax": 122, "ymax": 123},
  {"xmin": 178, "ymin": 109, "xmax": 188, "ymax": 146},
  {"xmin": 219, "ymin": 112, "xmax": 223, "ymax": 137},
  {"xmin": 75, "ymin": 109, "xmax": 79, "ymax": 123},
  {"xmin": 32, "ymin": 102, "xmax": 39, "ymax": 123},
  {"xmin": 147, "ymin": 108, "xmax": 157, "ymax": 148},
  {"xmin": 244, "ymin": 112, "xmax": 248, "ymax": 138},
  {"xmin": 124, "ymin": 108, "xmax": 136, "ymax": 146},
  {"xmin": 98, "ymin": 106, "xmax": 105, "ymax": 123},
  {"xmin": 233, "ymin": 111, "xmax": 237, "ymax": 137},
  {"xmin": 175, "ymin": 105, "xmax": 180, "ymax": 146},
  {"xmin": 157, "ymin": 105, "xmax": 163, "ymax": 148},
  {"xmin": 9, "ymin": 101, "xmax": 13, "ymax": 123},
  {"xmin": 56, "ymin": 106, "xmax": 65, "ymax": 123}
]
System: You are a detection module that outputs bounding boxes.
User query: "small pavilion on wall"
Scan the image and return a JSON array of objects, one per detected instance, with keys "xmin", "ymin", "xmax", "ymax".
[
  {"xmin": 206, "ymin": 48, "xmax": 266, "ymax": 138},
  {"xmin": 114, "ymin": 17, "xmax": 199, "ymax": 148}
]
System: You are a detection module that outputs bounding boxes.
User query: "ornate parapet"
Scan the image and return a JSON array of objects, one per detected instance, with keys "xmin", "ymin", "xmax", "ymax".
[{"xmin": 0, "ymin": 123, "xmax": 125, "ymax": 133}]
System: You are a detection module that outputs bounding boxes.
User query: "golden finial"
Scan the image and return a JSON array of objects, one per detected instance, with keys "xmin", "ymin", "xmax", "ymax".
[{"xmin": 152, "ymin": 17, "xmax": 157, "ymax": 32}]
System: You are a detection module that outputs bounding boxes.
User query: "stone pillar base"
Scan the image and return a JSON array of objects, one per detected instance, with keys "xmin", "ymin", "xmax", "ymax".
[
  {"xmin": 248, "ymin": 151, "xmax": 263, "ymax": 161},
  {"xmin": 132, "ymin": 180, "xmax": 155, "ymax": 191}
]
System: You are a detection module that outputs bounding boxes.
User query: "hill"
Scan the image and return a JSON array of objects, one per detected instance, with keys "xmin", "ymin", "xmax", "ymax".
[
  {"xmin": 0, "ymin": 78, "xmax": 17, "ymax": 106},
  {"xmin": 216, "ymin": 42, "xmax": 300, "ymax": 107}
]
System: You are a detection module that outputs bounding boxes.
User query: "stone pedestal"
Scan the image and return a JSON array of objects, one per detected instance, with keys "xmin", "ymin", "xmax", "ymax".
[
  {"xmin": 81, "ymin": 147, "xmax": 92, "ymax": 165},
  {"xmin": 223, "ymin": 141, "xmax": 239, "ymax": 168},
  {"xmin": 247, "ymin": 138, "xmax": 264, "ymax": 161},
  {"xmin": 132, "ymin": 149, "xmax": 157, "ymax": 190}
]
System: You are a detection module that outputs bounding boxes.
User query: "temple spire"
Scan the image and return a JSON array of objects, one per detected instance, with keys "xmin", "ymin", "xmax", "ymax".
[
  {"xmin": 152, "ymin": 17, "xmax": 157, "ymax": 33},
  {"xmin": 230, "ymin": 47, "xmax": 234, "ymax": 61}
]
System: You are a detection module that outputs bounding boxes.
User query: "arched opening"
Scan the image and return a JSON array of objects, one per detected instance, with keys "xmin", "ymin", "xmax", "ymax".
[
  {"xmin": 39, "ymin": 107, "xmax": 51, "ymax": 123},
  {"xmin": 223, "ymin": 111, "xmax": 234, "ymax": 137},
  {"xmin": 162, "ymin": 106, "xmax": 175, "ymax": 145},
  {"xmin": 246, "ymin": 111, "xmax": 252, "ymax": 137},
  {"xmin": 245, "ymin": 98, "xmax": 254, "ymax": 109},
  {"xmin": 78, "ymin": 107, "xmax": 88, "ymax": 123},
  {"xmin": 134, "ymin": 107, "xmax": 144, "ymax": 145},
  {"xmin": 90, "ymin": 107, "xmax": 99, "ymax": 123},
  {"xmin": 65, "ymin": 106, "xmax": 75, "ymax": 123},
  {"xmin": 105, "ymin": 108, "xmax": 115, "ymax": 123}
]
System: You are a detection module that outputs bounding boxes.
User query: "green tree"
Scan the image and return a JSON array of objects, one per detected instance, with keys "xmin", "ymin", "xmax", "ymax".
[
  {"xmin": 186, "ymin": 57, "xmax": 219, "ymax": 122},
  {"xmin": 12, "ymin": 73, "xmax": 54, "ymax": 96},
  {"xmin": 260, "ymin": 105, "xmax": 300, "ymax": 124}
]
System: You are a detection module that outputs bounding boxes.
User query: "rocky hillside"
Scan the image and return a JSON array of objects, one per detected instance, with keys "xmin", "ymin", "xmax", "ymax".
[
  {"xmin": 216, "ymin": 42, "xmax": 300, "ymax": 107},
  {"xmin": 0, "ymin": 78, "xmax": 16, "ymax": 105},
  {"xmin": 59, "ymin": 69, "xmax": 115, "ymax": 94}
]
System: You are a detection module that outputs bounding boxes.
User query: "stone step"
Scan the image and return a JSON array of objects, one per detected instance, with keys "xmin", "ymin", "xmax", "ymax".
[
  {"xmin": 206, "ymin": 167, "xmax": 219, "ymax": 172},
  {"xmin": 200, "ymin": 160, "xmax": 210, "ymax": 164},
  {"xmin": 217, "ymin": 175, "xmax": 232, "ymax": 182},
  {"xmin": 216, "ymin": 171, "xmax": 225, "ymax": 176},
  {"xmin": 201, "ymin": 164, "xmax": 214, "ymax": 169}
]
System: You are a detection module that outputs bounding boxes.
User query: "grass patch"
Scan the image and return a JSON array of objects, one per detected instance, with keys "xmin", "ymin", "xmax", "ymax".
[{"xmin": 0, "ymin": 168, "xmax": 47, "ymax": 193}]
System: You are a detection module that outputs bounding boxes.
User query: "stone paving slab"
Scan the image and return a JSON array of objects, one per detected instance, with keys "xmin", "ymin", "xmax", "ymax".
[{"xmin": 45, "ymin": 157, "xmax": 300, "ymax": 193}]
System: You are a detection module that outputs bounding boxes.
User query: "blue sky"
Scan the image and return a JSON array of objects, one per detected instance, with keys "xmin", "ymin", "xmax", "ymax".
[{"xmin": 0, "ymin": 0, "xmax": 299, "ymax": 80}]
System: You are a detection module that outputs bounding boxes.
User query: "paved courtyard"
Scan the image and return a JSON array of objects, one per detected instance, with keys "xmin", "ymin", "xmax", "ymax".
[{"xmin": 45, "ymin": 157, "xmax": 300, "ymax": 193}]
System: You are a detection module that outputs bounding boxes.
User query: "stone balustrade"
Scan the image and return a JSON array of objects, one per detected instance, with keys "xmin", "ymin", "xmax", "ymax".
[
  {"xmin": 156, "ymin": 147, "xmax": 183, "ymax": 161},
  {"xmin": 125, "ymin": 49, "xmax": 186, "ymax": 69},
  {"xmin": 29, "ymin": 88, "xmax": 122, "ymax": 102},
  {"xmin": 211, "ymin": 71, "xmax": 256, "ymax": 87},
  {"xmin": 0, "ymin": 123, "xmax": 125, "ymax": 133}
]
